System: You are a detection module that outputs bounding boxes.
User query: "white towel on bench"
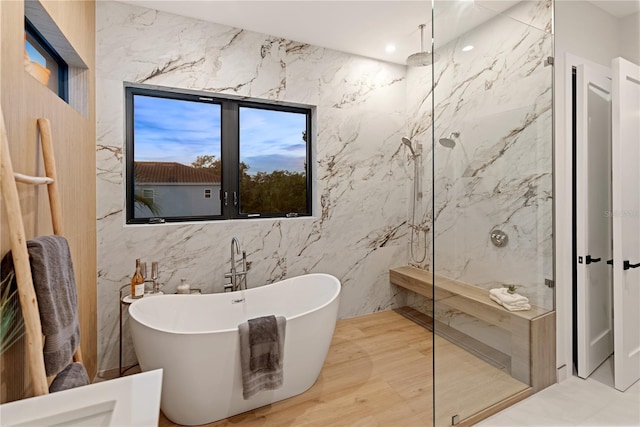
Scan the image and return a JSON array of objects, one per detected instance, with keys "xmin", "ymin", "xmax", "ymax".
[{"xmin": 489, "ymin": 288, "xmax": 531, "ymax": 312}]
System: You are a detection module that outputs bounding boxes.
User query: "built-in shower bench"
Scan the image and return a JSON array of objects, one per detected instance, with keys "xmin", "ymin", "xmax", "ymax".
[{"xmin": 389, "ymin": 265, "xmax": 556, "ymax": 392}]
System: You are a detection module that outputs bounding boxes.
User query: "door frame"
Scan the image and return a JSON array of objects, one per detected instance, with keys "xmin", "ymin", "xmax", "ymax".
[{"xmin": 555, "ymin": 52, "xmax": 612, "ymax": 382}]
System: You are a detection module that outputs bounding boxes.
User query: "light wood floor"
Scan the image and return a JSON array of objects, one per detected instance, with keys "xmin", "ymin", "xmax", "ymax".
[{"xmin": 159, "ymin": 310, "xmax": 529, "ymax": 427}]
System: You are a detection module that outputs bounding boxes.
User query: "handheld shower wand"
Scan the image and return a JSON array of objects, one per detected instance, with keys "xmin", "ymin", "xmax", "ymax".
[
  {"xmin": 402, "ymin": 137, "xmax": 416, "ymax": 157},
  {"xmin": 401, "ymin": 137, "xmax": 427, "ymax": 264}
]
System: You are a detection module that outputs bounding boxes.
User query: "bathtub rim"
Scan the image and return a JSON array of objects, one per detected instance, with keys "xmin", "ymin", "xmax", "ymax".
[{"xmin": 128, "ymin": 273, "xmax": 341, "ymax": 336}]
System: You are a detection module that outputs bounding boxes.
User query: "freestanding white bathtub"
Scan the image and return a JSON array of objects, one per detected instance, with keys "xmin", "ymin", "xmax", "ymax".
[{"xmin": 128, "ymin": 273, "xmax": 341, "ymax": 426}]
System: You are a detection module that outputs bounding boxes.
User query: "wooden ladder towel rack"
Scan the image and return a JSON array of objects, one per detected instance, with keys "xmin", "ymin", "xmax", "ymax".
[{"xmin": 1, "ymin": 109, "xmax": 83, "ymax": 397}]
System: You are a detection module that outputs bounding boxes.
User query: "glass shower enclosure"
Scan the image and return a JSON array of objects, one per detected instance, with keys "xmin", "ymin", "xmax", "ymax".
[{"xmin": 410, "ymin": 0, "xmax": 555, "ymax": 425}]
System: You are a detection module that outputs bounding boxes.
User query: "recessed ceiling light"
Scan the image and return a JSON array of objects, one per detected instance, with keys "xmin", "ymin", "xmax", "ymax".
[
  {"xmin": 385, "ymin": 44, "xmax": 396, "ymax": 54},
  {"xmin": 462, "ymin": 45, "xmax": 474, "ymax": 52}
]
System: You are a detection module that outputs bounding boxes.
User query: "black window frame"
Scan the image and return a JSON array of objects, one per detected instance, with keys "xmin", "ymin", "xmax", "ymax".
[
  {"xmin": 25, "ymin": 18, "xmax": 68, "ymax": 102},
  {"xmin": 125, "ymin": 85, "xmax": 313, "ymax": 224}
]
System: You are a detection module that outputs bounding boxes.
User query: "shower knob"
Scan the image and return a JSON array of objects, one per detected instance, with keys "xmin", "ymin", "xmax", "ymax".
[{"xmin": 490, "ymin": 229, "xmax": 508, "ymax": 248}]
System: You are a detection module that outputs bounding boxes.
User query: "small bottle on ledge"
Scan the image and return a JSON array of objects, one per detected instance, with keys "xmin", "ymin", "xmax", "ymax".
[{"xmin": 131, "ymin": 258, "xmax": 145, "ymax": 299}]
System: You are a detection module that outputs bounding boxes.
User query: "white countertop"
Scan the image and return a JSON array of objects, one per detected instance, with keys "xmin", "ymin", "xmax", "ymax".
[{"xmin": 0, "ymin": 369, "xmax": 163, "ymax": 426}]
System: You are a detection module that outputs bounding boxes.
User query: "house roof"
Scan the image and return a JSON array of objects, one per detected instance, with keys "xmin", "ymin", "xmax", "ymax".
[{"xmin": 134, "ymin": 161, "xmax": 220, "ymax": 184}]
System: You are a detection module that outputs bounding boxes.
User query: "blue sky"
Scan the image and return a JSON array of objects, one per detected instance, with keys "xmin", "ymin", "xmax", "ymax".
[
  {"xmin": 134, "ymin": 95, "xmax": 307, "ymax": 174},
  {"xmin": 239, "ymin": 107, "xmax": 307, "ymax": 174},
  {"xmin": 25, "ymin": 40, "xmax": 47, "ymax": 67}
]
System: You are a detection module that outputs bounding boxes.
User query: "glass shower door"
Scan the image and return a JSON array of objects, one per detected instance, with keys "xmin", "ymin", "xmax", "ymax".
[{"xmin": 430, "ymin": 0, "xmax": 555, "ymax": 424}]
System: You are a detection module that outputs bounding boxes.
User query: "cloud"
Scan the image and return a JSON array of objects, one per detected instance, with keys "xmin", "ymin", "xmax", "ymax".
[
  {"xmin": 239, "ymin": 106, "xmax": 307, "ymax": 157},
  {"xmin": 134, "ymin": 95, "xmax": 222, "ymax": 164},
  {"xmin": 243, "ymin": 154, "xmax": 307, "ymax": 174},
  {"xmin": 133, "ymin": 95, "xmax": 308, "ymax": 170}
]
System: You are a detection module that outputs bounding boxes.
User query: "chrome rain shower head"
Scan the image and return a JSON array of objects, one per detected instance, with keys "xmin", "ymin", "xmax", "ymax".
[
  {"xmin": 406, "ymin": 24, "xmax": 438, "ymax": 67},
  {"xmin": 406, "ymin": 52, "xmax": 434, "ymax": 67},
  {"xmin": 402, "ymin": 137, "xmax": 416, "ymax": 156},
  {"xmin": 439, "ymin": 132, "xmax": 459, "ymax": 148}
]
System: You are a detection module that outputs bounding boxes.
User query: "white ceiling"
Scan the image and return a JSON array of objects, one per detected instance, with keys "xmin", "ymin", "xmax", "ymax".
[
  {"xmin": 588, "ymin": 0, "xmax": 640, "ymax": 18},
  {"xmin": 118, "ymin": 0, "xmax": 639, "ymax": 65}
]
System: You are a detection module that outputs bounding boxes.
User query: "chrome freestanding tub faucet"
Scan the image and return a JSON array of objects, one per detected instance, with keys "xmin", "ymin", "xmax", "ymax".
[{"xmin": 224, "ymin": 237, "xmax": 247, "ymax": 291}]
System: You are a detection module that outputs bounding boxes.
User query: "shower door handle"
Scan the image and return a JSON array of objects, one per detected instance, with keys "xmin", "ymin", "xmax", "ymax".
[{"xmin": 623, "ymin": 260, "xmax": 640, "ymax": 270}]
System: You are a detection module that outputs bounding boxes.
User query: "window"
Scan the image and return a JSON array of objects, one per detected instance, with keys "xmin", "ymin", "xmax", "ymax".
[
  {"xmin": 125, "ymin": 86, "xmax": 312, "ymax": 223},
  {"xmin": 24, "ymin": 18, "xmax": 68, "ymax": 101}
]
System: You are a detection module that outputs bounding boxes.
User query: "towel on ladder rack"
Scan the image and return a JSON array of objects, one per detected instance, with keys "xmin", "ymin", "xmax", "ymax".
[
  {"xmin": 26, "ymin": 236, "xmax": 82, "ymax": 377},
  {"xmin": 48, "ymin": 362, "xmax": 89, "ymax": 392}
]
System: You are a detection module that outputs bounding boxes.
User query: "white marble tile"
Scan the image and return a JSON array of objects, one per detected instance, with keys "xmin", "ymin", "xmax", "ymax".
[
  {"xmin": 495, "ymin": 0, "xmax": 553, "ymax": 33},
  {"xmin": 96, "ymin": 0, "xmax": 553, "ymax": 375},
  {"xmin": 96, "ymin": 1, "xmax": 409, "ymax": 372},
  {"xmin": 407, "ymin": 0, "xmax": 553, "ymax": 310},
  {"xmin": 478, "ymin": 376, "xmax": 640, "ymax": 427},
  {"xmin": 435, "ymin": 307, "xmax": 512, "ymax": 355},
  {"xmin": 579, "ymin": 398, "xmax": 640, "ymax": 427},
  {"xmin": 623, "ymin": 380, "xmax": 640, "ymax": 398}
]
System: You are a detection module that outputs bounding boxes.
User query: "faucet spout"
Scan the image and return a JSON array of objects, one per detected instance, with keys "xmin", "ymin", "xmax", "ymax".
[
  {"xmin": 231, "ymin": 237, "xmax": 241, "ymax": 273},
  {"xmin": 231, "ymin": 237, "xmax": 241, "ymax": 255},
  {"xmin": 225, "ymin": 237, "xmax": 247, "ymax": 292}
]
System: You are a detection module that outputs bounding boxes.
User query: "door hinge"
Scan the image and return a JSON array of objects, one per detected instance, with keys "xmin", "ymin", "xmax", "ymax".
[{"xmin": 545, "ymin": 56, "xmax": 554, "ymax": 66}]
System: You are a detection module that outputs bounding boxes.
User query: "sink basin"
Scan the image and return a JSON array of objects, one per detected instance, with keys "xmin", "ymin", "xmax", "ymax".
[{"xmin": 0, "ymin": 369, "xmax": 163, "ymax": 426}]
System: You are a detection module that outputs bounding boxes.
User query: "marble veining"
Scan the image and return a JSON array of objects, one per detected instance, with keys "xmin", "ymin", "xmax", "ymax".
[
  {"xmin": 96, "ymin": 1, "xmax": 410, "ymax": 372},
  {"xmin": 406, "ymin": 0, "xmax": 553, "ymax": 320},
  {"xmin": 96, "ymin": 0, "xmax": 553, "ymax": 373}
]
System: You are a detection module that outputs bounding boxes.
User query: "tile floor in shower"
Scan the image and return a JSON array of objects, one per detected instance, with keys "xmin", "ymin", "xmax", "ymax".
[{"xmin": 158, "ymin": 309, "xmax": 529, "ymax": 427}]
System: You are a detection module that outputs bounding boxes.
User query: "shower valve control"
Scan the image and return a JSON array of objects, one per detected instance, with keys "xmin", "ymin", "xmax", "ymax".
[{"xmin": 490, "ymin": 229, "xmax": 508, "ymax": 247}]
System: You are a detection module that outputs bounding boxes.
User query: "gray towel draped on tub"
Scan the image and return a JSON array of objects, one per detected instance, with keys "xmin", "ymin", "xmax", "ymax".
[
  {"xmin": 27, "ymin": 236, "xmax": 83, "ymax": 378},
  {"xmin": 238, "ymin": 315, "xmax": 286, "ymax": 399}
]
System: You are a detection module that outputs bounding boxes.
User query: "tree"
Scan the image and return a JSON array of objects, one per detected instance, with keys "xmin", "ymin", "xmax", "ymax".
[
  {"xmin": 193, "ymin": 154, "xmax": 307, "ymax": 214},
  {"xmin": 240, "ymin": 168, "xmax": 306, "ymax": 214},
  {"xmin": 191, "ymin": 154, "xmax": 221, "ymax": 181}
]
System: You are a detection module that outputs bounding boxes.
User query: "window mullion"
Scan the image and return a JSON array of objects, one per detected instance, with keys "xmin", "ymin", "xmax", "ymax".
[{"xmin": 221, "ymin": 102, "xmax": 239, "ymax": 219}]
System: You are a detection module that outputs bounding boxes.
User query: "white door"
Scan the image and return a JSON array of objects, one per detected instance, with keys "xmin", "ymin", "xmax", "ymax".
[
  {"xmin": 576, "ymin": 64, "xmax": 613, "ymax": 379},
  {"xmin": 612, "ymin": 57, "xmax": 640, "ymax": 392}
]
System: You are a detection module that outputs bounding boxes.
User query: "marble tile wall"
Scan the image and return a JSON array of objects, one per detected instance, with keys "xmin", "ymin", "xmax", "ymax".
[
  {"xmin": 405, "ymin": 0, "xmax": 554, "ymax": 341},
  {"xmin": 96, "ymin": 1, "xmax": 411, "ymax": 372}
]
